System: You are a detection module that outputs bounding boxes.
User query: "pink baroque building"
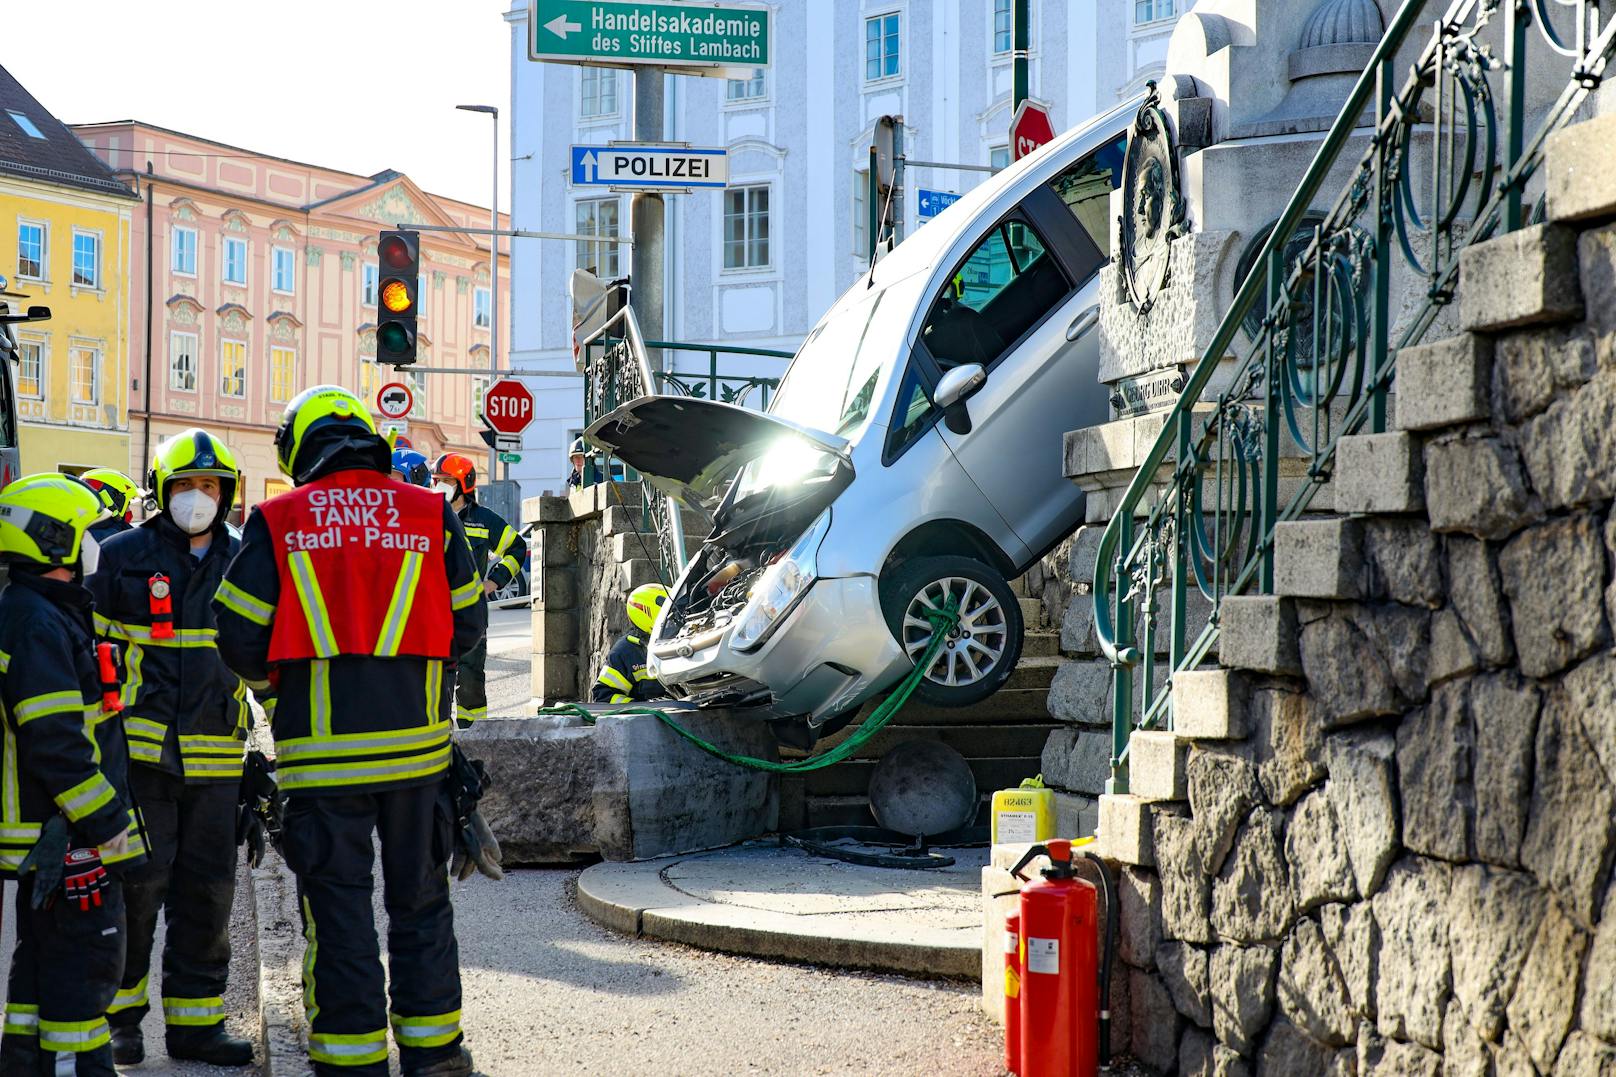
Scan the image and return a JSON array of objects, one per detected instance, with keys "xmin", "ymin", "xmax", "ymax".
[{"xmin": 72, "ymin": 120, "xmax": 509, "ymax": 516}]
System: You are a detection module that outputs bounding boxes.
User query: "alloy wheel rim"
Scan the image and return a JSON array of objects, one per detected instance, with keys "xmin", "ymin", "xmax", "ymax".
[{"xmin": 901, "ymin": 576, "xmax": 1008, "ymax": 688}]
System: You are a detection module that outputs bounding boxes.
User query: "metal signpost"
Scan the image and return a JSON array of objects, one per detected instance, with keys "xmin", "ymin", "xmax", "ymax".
[
  {"xmin": 571, "ymin": 144, "xmax": 728, "ymax": 189},
  {"xmin": 529, "ymin": 0, "xmax": 768, "ymax": 71},
  {"xmin": 916, "ymin": 188, "xmax": 962, "ymax": 221}
]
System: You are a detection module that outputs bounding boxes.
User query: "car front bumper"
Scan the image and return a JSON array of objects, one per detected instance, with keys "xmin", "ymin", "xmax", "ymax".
[{"xmin": 649, "ymin": 574, "xmax": 907, "ymax": 725}]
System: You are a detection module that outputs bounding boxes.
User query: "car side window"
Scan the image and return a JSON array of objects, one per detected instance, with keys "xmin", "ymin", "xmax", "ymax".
[
  {"xmin": 918, "ymin": 216, "xmax": 1071, "ymax": 373},
  {"xmin": 888, "ymin": 363, "xmax": 936, "ymax": 457},
  {"xmin": 1047, "ymin": 133, "xmax": 1126, "ymax": 281}
]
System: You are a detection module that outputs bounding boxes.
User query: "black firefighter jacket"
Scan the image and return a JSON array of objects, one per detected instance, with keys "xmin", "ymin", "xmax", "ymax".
[
  {"xmin": 88, "ymin": 514, "xmax": 258, "ymax": 785},
  {"xmin": 457, "ymin": 499, "xmax": 527, "ymax": 591}
]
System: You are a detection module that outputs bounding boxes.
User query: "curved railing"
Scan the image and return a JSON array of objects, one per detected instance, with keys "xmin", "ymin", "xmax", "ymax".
[{"xmin": 1093, "ymin": 0, "xmax": 1616, "ymax": 792}]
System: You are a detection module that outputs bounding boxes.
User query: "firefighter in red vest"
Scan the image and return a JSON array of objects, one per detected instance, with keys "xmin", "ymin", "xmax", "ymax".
[{"xmin": 212, "ymin": 386, "xmax": 486, "ymax": 1077}]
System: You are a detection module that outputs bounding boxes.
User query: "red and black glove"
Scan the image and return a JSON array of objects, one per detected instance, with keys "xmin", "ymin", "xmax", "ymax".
[{"xmin": 62, "ymin": 848, "xmax": 109, "ymax": 911}]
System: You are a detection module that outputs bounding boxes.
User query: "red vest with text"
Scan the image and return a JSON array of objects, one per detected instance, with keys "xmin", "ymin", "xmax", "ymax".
[{"xmin": 257, "ymin": 469, "xmax": 453, "ymax": 663}]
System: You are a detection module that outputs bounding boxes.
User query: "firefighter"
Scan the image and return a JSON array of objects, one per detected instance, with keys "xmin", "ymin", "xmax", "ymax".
[
  {"xmin": 592, "ymin": 584, "xmax": 669, "ymax": 704},
  {"xmin": 391, "ymin": 447, "xmax": 431, "ymax": 488},
  {"xmin": 213, "ymin": 386, "xmax": 485, "ymax": 1077},
  {"xmin": 81, "ymin": 468, "xmax": 142, "ymax": 544},
  {"xmin": 431, "ymin": 452, "xmax": 526, "ymax": 726},
  {"xmin": 0, "ymin": 473, "xmax": 145, "ymax": 1077},
  {"xmin": 87, "ymin": 429, "xmax": 257, "ymax": 1067}
]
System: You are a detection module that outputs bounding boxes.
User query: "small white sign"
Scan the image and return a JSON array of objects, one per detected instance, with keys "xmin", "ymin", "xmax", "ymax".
[
  {"xmin": 571, "ymin": 145, "xmax": 729, "ymax": 190},
  {"xmin": 1026, "ymin": 937, "xmax": 1060, "ymax": 975},
  {"xmin": 996, "ymin": 810, "xmax": 1037, "ymax": 844}
]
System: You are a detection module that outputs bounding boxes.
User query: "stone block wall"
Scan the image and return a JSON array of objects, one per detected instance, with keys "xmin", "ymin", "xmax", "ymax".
[{"xmin": 1048, "ymin": 124, "xmax": 1616, "ymax": 1076}]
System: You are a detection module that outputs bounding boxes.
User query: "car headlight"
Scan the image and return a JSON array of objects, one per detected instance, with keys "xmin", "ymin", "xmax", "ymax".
[{"xmin": 730, "ymin": 508, "xmax": 832, "ymax": 652}]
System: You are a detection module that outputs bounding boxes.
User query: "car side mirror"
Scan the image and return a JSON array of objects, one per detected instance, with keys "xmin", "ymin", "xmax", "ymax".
[{"xmin": 933, "ymin": 363, "xmax": 986, "ymax": 410}]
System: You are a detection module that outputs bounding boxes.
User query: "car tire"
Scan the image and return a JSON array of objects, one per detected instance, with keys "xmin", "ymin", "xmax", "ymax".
[{"xmin": 881, "ymin": 555, "xmax": 1023, "ymax": 709}]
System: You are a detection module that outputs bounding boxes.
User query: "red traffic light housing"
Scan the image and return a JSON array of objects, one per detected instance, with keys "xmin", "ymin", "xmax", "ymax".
[{"xmin": 375, "ymin": 229, "xmax": 420, "ymax": 367}]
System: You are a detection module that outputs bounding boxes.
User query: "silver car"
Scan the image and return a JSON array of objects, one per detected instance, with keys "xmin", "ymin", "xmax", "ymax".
[{"xmin": 588, "ymin": 101, "xmax": 1132, "ymax": 732}]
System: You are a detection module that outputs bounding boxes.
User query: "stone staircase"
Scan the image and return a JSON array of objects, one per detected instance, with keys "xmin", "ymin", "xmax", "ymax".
[
  {"xmin": 1076, "ymin": 115, "xmax": 1616, "ymax": 1075},
  {"xmin": 779, "ymin": 580, "xmax": 1064, "ymax": 833}
]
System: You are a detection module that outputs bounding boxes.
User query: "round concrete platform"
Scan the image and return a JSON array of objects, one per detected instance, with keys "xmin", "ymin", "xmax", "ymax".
[{"xmin": 575, "ymin": 840, "xmax": 989, "ymax": 979}]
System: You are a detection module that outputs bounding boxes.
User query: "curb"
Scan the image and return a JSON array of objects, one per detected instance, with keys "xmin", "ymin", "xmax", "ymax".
[
  {"xmin": 576, "ymin": 859, "xmax": 982, "ymax": 979},
  {"xmin": 249, "ymin": 852, "xmax": 313, "ymax": 1077}
]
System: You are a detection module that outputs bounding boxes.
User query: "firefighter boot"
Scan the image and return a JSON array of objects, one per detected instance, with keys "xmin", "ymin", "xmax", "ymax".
[
  {"xmin": 110, "ymin": 1026, "xmax": 144, "ymax": 1065},
  {"xmin": 404, "ymin": 1046, "xmax": 475, "ymax": 1077},
  {"xmin": 166, "ymin": 1026, "xmax": 254, "ymax": 1067}
]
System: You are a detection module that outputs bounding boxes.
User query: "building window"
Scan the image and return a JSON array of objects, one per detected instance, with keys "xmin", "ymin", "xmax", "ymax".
[
  {"xmin": 222, "ymin": 237, "xmax": 247, "ymax": 285},
  {"xmin": 358, "ymin": 358, "xmax": 380, "ymax": 400},
  {"xmin": 70, "ymin": 346, "xmax": 99, "ymax": 405},
  {"xmin": 853, "ymin": 169, "xmax": 869, "ymax": 257},
  {"xmin": 865, "ymin": 13, "xmax": 901, "ymax": 81},
  {"xmin": 362, "ymin": 263, "xmax": 378, "ymax": 307},
  {"xmin": 418, "ymin": 273, "xmax": 429, "ymax": 318},
  {"xmin": 71, "ymin": 231, "xmax": 100, "ymax": 289},
  {"xmin": 473, "ymin": 376, "xmax": 490, "ymax": 421},
  {"xmin": 408, "ymin": 370, "xmax": 427, "ymax": 418},
  {"xmin": 272, "ymin": 246, "xmax": 295, "ymax": 294},
  {"xmin": 171, "ymin": 226, "xmax": 197, "ymax": 275},
  {"xmin": 474, "ymin": 286, "xmax": 492, "ymax": 329},
  {"xmin": 727, "ymin": 68, "xmax": 766, "ymax": 101},
  {"xmin": 16, "ymin": 341, "xmax": 42, "ymax": 398},
  {"xmin": 574, "ymin": 198, "xmax": 621, "ymax": 277},
  {"xmin": 581, "ymin": 68, "xmax": 618, "ymax": 118},
  {"xmin": 6, "ymin": 110, "xmax": 44, "ymax": 140},
  {"xmin": 220, "ymin": 339, "xmax": 246, "ymax": 397},
  {"xmin": 723, "ymin": 185, "xmax": 771, "ymax": 270},
  {"xmin": 993, "ymin": 0, "xmax": 1014, "ymax": 53},
  {"xmin": 1134, "ymin": 0, "xmax": 1175, "ymax": 25},
  {"xmin": 169, "ymin": 332, "xmax": 198, "ymax": 392},
  {"xmin": 17, "ymin": 222, "xmax": 44, "ymax": 280},
  {"xmin": 990, "ymin": 146, "xmax": 1011, "ymax": 172},
  {"xmin": 270, "ymin": 346, "xmax": 296, "ymax": 403}
]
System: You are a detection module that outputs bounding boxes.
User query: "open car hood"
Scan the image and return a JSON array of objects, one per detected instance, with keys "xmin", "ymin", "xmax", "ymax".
[{"xmin": 585, "ymin": 396, "xmax": 849, "ymax": 508}]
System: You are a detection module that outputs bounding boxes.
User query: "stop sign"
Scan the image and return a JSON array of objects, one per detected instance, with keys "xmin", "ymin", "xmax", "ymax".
[
  {"xmin": 1011, "ymin": 100, "xmax": 1057, "ymax": 162},
  {"xmin": 482, "ymin": 378, "xmax": 534, "ymax": 435}
]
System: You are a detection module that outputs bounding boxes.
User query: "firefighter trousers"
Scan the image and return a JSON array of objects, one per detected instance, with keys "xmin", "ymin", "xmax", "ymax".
[
  {"xmin": 453, "ymin": 638, "xmax": 488, "ymax": 727},
  {"xmin": 280, "ymin": 782, "xmax": 463, "ymax": 1077},
  {"xmin": 0, "ymin": 876, "xmax": 125, "ymax": 1076},
  {"xmin": 107, "ymin": 767, "xmax": 238, "ymax": 1036}
]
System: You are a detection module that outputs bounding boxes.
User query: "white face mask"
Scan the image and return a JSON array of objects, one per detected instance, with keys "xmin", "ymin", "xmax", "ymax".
[
  {"xmin": 434, "ymin": 481, "xmax": 457, "ymax": 501},
  {"xmin": 79, "ymin": 532, "xmax": 100, "ymax": 577},
  {"xmin": 169, "ymin": 489, "xmax": 219, "ymax": 535}
]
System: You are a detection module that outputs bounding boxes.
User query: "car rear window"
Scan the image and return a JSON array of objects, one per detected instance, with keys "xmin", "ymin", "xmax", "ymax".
[{"xmin": 1047, "ymin": 132, "xmax": 1126, "ymax": 280}]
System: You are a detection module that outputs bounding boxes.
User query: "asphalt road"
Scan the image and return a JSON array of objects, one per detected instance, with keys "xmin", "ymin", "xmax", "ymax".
[{"xmin": 485, "ymin": 605, "xmax": 535, "ymax": 718}]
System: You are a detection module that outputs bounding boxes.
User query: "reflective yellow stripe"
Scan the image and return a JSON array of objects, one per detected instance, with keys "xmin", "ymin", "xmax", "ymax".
[
  {"xmin": 55, "ymin": 773, "xmax": 116, "ymax": 822},
  {"xmin": 122, "ymin": 642, "xmax": 146, "ymax": 709},
  {"xmin": 492, "ymin": 526, "xmax": 518, "ymax": 557},
  {"xmin": 389, "ymin": 1010, "xmax": 462, "ymax": 1049},
  {"xmin": 101, "ymin": 622, "xmax": 218, "ymax": 648},
  {"xmin": 310, "ymin": 660, "xmax": 332, "ymax": 739},
  {"xmin": 288, "ymin": 550, "xmax": 339, "ymax": 658},
  {"xmin": 308, "ymin": 1030, "xmax": 389, "ymax": 1066},
  {"xmin": 597, "ymin": 667, "xmax": 632, "ymax": 693},
  {"xmin": 276, "ymin": 721, "xmax": 451, "ymax": 763},
  {"xmin": 632, "ymin": 667, "xmax": 655, "ymax": 681},
  {"xmin": 301, "ymin": 896, "xmax": 320, "ymax": 1026},
  {"xmin": 108, "ymin": 976, "xmax": 149, "ymax": 1015},
  {"xmin": 39, "ymin": 1017, "xmax": 110, "ymax": 1052},
  {"xmin": 3, "ymin": 1003, "xmax": 37, "ymax": 1037},
  {"xmin": 1, "ymin": 723, "xmax": 16, "ymax": 822},
  {"xmin": 102, "ymin": 815, "xmax": 145, "ymax": 865},
  {"xmin": 93, "ymin": 612, "xmax": 123, "ymax": 639},
  {"xmin": 457, "ymin": 704, "xmax": 487, "ymax": 724},
  {"xmin": 463, "ymin": 525, "xmax": 490, "ymax": 539},
  {"xmin": 450, "ymin": 578, "xmax": 482, "ymax": 610},
  {"xmin": 498, "ymin": 554, "xmax": 522, "ymax": 580},
  {"xmin": 425, "ymin": 660, "xmax": 443, "ymax": 724},
  {"xmin": 0, "ymin": 822, "xmax": 41, "ymax": 841},
  {"xmin": 14, "ymin": 691, "xmax": 83, "ymax": 725},
  {"xmin": 129, "ymin": 740, "xmax": 164, "ymax": 765},
  {"xmin": 162, "ymin": 996, "xmax": 225, "ymax": 1027},
  {"xmin": 607, "ymin": 693, "xmax": 631, "ymax": 704},
  {"xmin": 180, "ymin": 734, "xmax": 245, "ymax": 781},
  {"xmin": 125, "ymin": 716, "xmax": 167, "ymax": 742},
  {"xmin": 216, "ymin": 579, "xmax": 275, "ymax": 626},
  {"xmin": 277, "ymin": 745, "xmax": 452, "ymax": 792},
  {"xmin": 0, "ymin": 648, "xmax": 8, "ymax": 674},
  {"xmin": 375, "ymin": 551, "xmax": 424, "ymax": 657}
]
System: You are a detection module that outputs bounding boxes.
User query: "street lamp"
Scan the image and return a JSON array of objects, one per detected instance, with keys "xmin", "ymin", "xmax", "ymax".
[{"xmin": 456, "ymin": 103, "xmax": 500, "ymax": 475}]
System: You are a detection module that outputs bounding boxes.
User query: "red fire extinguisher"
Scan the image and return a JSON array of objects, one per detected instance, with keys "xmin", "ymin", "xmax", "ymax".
[
  {"xmin": 1008, "ymin": 839, "xmax": 1117, "ymax": 1077},
  {"xmin": 1004, "ymin": 909, "xmax": 1022, "ymax": 1075}
]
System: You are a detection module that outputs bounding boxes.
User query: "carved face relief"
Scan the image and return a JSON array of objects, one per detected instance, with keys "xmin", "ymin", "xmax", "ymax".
[{"xmin": 1120, "ymin": 84, "xmax": 1187, "ymax": 315}]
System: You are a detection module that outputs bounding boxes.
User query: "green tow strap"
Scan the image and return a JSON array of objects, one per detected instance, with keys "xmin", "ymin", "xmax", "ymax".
[{"xmin": 536, "ymin": 600, "xmax": 960, "ymax": 773}]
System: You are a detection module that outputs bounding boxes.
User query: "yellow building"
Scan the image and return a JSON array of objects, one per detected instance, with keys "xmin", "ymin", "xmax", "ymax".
[{"xmin": 0, "ymin": 65, "xmax": 137, "ymax": 478}]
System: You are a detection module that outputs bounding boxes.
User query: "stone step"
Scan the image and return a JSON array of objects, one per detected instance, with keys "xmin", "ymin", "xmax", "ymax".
[
  {"xmin": 1096, "ymin": 792, "xmax": 1155, "ymax": 867},
  {"xmin": 1006, "ymin": 657, "xmax": 1061, "ymax": 691},
  {"xmin": 1126, "ymin": 729, "xmax": 1188, "ymax": 802},
  {"xmin": 601, "ymin": 505, "xmax": 649, "ymax": 537},
  {"xmin": 1171, "ymin": 668, "xmax": 1250, "ymax": 740},
  {"xmin": 1459, "ymin": 222, "xmax": 1583, "ymax": 332},
  {"xmin": 1018, "ymin": 595, "xmax": 1045, "ymax": 626},
  {"xmin": 1334, "ymin": 431, "xmax": 1425, "ymax": 515},
  {"xmin": 1273, "ymin": 518, "xmax": 1364, "ymax": 601},
  {"xmin": 802, "ymin": 755, "xmax": 1040, "ymax": 798},
  {"xmin": 1545, "ymin": 111, "xmax": 1616, "ymax": 224},
  {"xmin": 1394, "ymin": 334, "xmax": 1493, "ymax": 433},
  {"xmin": 1022, "ymin": 631, "xmax": 1059, "ymax": 658},
  {"xmin": 794, "ymin": 721, "xmax": 1057, "ymax": 762},
  {"xmin": 881, "ymin": 688, "xmax": 1054, "ymax": 724},
  {"xmin": 1217, "ymin": 595, "xmax": 1302, "ymax": 677}
]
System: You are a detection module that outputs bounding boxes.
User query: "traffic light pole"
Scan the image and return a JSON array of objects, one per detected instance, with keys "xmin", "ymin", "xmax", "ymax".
[
  {"xmin": 632, "ymin": 68, "xmax": 666, "ymax": 375},
  {"xmin": 1013, "ymin": 0, "xmax": 1029, "ymax": 112}
]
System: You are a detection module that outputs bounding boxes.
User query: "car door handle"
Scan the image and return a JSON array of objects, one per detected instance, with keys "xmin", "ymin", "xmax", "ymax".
[{"xmin": 1066, "ymin": 306, "xmax": 1100, "ymax": 342}]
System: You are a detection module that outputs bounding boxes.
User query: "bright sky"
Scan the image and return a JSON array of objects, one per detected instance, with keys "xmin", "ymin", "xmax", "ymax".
[{"xmin": 6, "ymin": 0, "xmax": 515, "ymax": 211}]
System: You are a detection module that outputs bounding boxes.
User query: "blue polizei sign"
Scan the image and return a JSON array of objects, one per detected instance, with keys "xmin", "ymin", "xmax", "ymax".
[
  {"xmin": 917, "ymin": 188, "xmax": 962, "ymax": 220},
  {"xmin": 570, "ymin": 144, "xmax": 729, "ymax": 189}
]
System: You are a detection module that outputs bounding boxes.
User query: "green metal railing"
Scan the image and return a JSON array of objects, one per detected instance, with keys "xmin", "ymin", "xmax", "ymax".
[
  {"xmin": 1094, "ymin": 0, "xmax": 1615, "ymax": 792},
  {"xmin": 580, "ymin": 322, "xmax": 791, "ymax": 581}
]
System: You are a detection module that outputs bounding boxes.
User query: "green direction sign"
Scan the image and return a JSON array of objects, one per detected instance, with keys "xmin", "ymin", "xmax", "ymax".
[
  {"xmin": 499, "ymin": 452, "xmax": 523, "ymax": 464},
  {"xmin": 529, "ymin": 0, "xmax": 768, "ymax": 71}
]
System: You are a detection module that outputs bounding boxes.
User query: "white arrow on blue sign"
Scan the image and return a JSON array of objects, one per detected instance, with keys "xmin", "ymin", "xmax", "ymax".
[
  {"xmin": 917, "ymin": 188, "xmax": 963, "ymax": 220},
  {"xmin": 570, "ymin": 145, "xmax": 729, "ymax": 189}
]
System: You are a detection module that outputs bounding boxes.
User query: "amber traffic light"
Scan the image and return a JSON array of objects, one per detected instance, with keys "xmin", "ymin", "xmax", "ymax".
[{"xmin": 375, "ymin": 229, "xmax": 419, "ymax": 366}]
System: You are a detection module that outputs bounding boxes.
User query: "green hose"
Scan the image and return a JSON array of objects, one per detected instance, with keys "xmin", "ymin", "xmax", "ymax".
[{"xmin": 535, "ymin": 600, "xmax": 960, "ymax": 773}]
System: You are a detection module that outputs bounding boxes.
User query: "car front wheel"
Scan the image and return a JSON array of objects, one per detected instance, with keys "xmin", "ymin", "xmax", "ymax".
[{"xmin": 881, "ymin": 555, "xmax": 1023, "ymax": 708}]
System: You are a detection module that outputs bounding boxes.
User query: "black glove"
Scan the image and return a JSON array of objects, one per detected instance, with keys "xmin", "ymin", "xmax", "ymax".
[
  {"xmin": 450, "ymin": 809, "xmax": 504, "ymax": 882},
  {"xmin": 237, "ymin": 805, "xmax": 267, "ymax": 869},
  {"xmin": 18, "ymin": 815, "xmax": 69, "ymax": 910},
  {"xmin": 237, "ymin": 750, "xmax": 283, "ymax": 867},
  {"xmin": 62, "ymin": 847, "xmax": 110, "ymax": 911}
]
